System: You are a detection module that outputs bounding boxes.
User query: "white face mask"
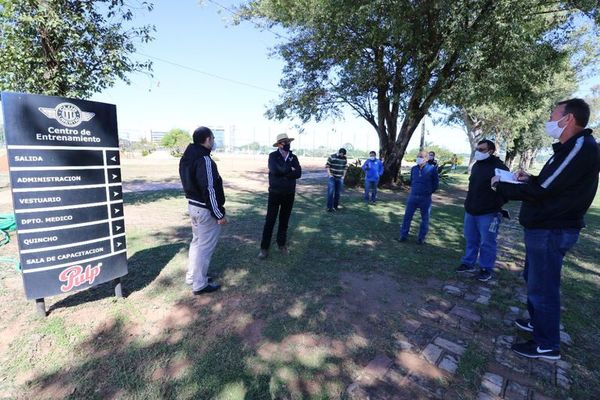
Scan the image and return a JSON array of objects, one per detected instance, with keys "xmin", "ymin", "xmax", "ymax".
[
  {"xmin": 416, "ymin": 157, "xmax": 424, "ymax": 165},
  {"xmin": 545, "ymin": 115, "xmax": 567, "ymax": 139},
  {"xmin": 370, "ymin": 156, "xmax": 376, "ymax": 161},
  {"xmin": 474, "ymin": 151, "xmax": 490, "ymax": 161}
]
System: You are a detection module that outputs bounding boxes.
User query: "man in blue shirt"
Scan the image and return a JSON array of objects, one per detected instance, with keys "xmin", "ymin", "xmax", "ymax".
[
  {"xmin": 361, "ymin": 151, "xmax": 384, "ymax": 204},
  {"xmin": 398, "ymin": 150, "xmax": 439, "ymax": 244}
]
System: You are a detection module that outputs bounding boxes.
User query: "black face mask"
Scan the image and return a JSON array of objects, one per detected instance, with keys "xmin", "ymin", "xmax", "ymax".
[{"xmin": 282, "ymin": 143, "xmax": 291, "ymax": 151}]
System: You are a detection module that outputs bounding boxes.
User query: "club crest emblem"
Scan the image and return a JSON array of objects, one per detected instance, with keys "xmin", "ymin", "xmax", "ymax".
[{"xmin": 38, "ymin": 102, "xmax": 95, "ymax": 127}]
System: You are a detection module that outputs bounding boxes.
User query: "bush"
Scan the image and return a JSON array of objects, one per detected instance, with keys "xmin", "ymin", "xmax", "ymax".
[{"xmin": 344, "ymin": 159, "xmax": 365, "ymax": 187}]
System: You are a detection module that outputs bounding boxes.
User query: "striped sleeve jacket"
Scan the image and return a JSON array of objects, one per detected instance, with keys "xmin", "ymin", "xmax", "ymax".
[
  {"xmin": 497, "ymin": 129, "xmax": 599, "ymax": 229},
  {"xmin": 179, "ymin": 144, "xmax": 226, "ymax": 220}
]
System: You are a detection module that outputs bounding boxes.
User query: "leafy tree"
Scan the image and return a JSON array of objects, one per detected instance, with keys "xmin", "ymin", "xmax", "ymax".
[
  {"xmin": 239, "ymin": 0, "xmax": 598, "ymax": 184},
  {"xmin": 0, "ymin": 0, "xmax": 154, "ymax": 98},
  {"xmin": 161, "ymin": 128, "xmax": 191, "ymax": 157}
]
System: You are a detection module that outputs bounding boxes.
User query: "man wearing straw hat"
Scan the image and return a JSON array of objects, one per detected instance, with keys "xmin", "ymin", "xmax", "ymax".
[{"xmin": 258, "ymin": 133, "xmax": 302, "ymax": 259}]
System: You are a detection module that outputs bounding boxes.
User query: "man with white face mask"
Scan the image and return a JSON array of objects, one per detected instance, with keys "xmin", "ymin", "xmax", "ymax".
[
  {"xmin": 494, "ymin": 98, "xmax": 600, "ymax": 360},
  {"xmin": 456, "ymin": 139, "xmax": 509, "ymax": 282},
  {"xmin": 361, "ymin": 151, "xmax": 384, "ymax": 204},
  {"xmin": 397, "ymin": 150, "xmax": 439, "ymax": 244}
]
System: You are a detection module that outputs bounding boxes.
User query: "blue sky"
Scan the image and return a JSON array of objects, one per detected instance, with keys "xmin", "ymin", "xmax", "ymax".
[
  {"xmin": 89, "ymin": 0, "xmax": 470, "ymax": 153},
  {"xmin": 84, "ymin": 0, "xmax": 597, "ymax": 153}
]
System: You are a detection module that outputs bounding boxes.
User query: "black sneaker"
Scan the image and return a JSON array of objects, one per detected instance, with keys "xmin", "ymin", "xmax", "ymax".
[
  {"xmin": 511, "ymin": 340, "xmax": 560, "ymax": 360},
  {"xmin": 456, "ymin": 264, "xmax": 476, "ymax": 273},
  {"xmin": 193, "ymin": 283, "xmax": 221, "ymax": 295},
  {"xmin": 327, "ymin": 208, "xmax": 336, "ymax": 212},
  {"xmin": 515, "ymin": 318, "xmax": 534, "ymax": 332},
  {"xmin": 477, "ymin": 269, "xmax": 493, "ymax": 282}
]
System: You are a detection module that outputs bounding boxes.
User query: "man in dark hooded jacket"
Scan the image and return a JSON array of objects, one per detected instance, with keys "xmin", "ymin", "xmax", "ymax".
[{"xmin": 179, "ymin": 126, "xmax": 227, "ymax": 295}]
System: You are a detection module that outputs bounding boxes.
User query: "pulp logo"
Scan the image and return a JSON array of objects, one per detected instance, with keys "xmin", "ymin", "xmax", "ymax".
[
  {"xmin": 59, "ymin": 262, "xmax": 102, "ymax": 292},
  {"xmin": 38, "ymin": 102, "xmax": 95, "ymax": 127}
]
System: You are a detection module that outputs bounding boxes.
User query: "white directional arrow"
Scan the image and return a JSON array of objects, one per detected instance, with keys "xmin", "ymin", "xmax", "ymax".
[
  {"xmin": 110, "ymin": 156, "xmax": 117, "ymax": 162},
  {"xmin": 115, "ymin": 225, "xmax": 122, "ymax": 231},
  {"xmin": 116, "ymin": 242, "xmax": 122, "ymax": 247},
  {"xmin": 113, "ymin": 191, "xmax": 120, "ymax": 197},
  {"xmin": 114, "ymin": 208, "xmax": 121, "ymax": 214},
  {"xmin": 112, "ymin": 174, "xmax": 118, "ymax": 179}
]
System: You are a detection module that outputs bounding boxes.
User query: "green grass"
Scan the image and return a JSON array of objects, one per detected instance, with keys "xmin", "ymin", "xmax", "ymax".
[{"xmin": 0, "ymin": 172, "xmax": 598, "ymax": 399}]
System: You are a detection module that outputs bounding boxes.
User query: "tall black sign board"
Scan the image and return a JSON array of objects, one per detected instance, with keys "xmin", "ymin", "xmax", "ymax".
[{"xmin": 1, "ymin": 92, "xmax": 128, "ymax": 301}]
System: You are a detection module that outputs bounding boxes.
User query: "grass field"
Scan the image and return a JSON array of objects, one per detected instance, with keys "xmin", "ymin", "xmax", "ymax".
[{"xmin": 0, "ymin": 157, "xmax": 598, "ymax": 399}]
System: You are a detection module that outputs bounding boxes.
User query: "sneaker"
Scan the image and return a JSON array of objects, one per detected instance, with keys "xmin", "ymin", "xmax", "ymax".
[
  {"xmin": 257, "ymin": 249, "xmax": 268, "ymax": 259},
  {"xmin": 186, "ymin": 275, "xmax": 213, "ymax": 285},
  {"xmin": 511, "ymin": 340, "xmax": 560, "ymax": 360},
  {"xmin": 477, "ymin": 269, "xmax": 493, "ymax": 282},
  {"xmin": 416, "ymin": 239, "xmax": 424, "ymax": 245},
  {"xmin": 515, "ymin": 318, "xmax": 534, "ymax": 332},
  {"xmin": 394, "ymin": 237, "xmax": 407, "ymax": 243},
  {"xmin": 327, "ymin": 208, "xmax": 336, "ymax": 212},
  {"xmin": 456, "ymin": 264, "xmax": 477, "ymax": 273},
  {"xmin": 279, "ymin": 246, "xmax": 289, "ymax": 256},
  {"xmin": 193, "ymin": 283, "xmax": 221, "ymax": 295}
]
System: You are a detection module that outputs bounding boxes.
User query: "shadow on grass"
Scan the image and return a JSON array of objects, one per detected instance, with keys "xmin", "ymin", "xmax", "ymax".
[
  {"xmin": 21, "ymin": 178, "xmax": 600, "ymax": 399},
  {"xmin": 123, "ymin": 189, "xmax": 183, "ymax": 206},
  {"xmin": 48, "ymin": 242, "xmax": 186, "ymax": 314}
]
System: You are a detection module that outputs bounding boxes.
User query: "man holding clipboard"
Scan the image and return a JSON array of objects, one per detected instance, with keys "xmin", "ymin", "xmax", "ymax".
[{"xmin": 493, "ymin": 98, "xmax": 600, "ymax": 360}]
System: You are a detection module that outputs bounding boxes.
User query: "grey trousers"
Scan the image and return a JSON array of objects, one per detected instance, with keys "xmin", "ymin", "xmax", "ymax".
[{"xmin": 185, "ymin": 205, "xmax": 222, "ymax": 291}]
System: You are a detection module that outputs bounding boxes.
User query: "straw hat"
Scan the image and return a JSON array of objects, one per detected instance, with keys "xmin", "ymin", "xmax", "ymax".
[{"xmin": 272, "ymin": 133, "xmax": 295, "ymax": 147}]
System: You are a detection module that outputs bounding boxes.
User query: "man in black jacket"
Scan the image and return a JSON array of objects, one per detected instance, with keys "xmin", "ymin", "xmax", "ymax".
[
  {"xmin": 179, "ymin": 127, "xmax": 227, "ymax": 295},
  {"xmin": 258, "ymin": 133, "xmax": 302, "ymax": 259},
  {"xmin": 456, "ymin": 140, "xmax": 509, "ymax": 282},
  {"xmin": 494, "ymin": 98, "xmax": 600, "ymax": 360}
]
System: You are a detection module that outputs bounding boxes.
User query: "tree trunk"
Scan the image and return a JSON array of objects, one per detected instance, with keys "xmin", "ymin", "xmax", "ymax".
[
  {"xmin": 462, "ymin": 110, "xmax": 483, "ymax": 174},
  {"xmin": 505, "ymin": 149, "xmax": 517, "ymax": 170},
  {"xmin": 528, "ymin": 149, "xmax": 538, "ymax": 169}
]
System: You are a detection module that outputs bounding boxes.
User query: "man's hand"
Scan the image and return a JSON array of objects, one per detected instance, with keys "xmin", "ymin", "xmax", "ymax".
[
  {"xmin": 217, "ymin": 217, "xmax": 228, "ymax": 225},
  {"xmin": 491, "ymin": 175, "xmax": 500, "ymax": 190},
  {"xmin": 516, "ymin": 170, "xmax": 531, "ymax": 182}
]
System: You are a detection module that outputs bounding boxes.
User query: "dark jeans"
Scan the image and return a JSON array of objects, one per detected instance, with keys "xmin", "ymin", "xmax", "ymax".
[
  {"xmin": 327, "ymin": 176, "xmax": 343, "ymax": 209},
  {"xmin": 461, "ymin": 211, "xmax": 501, "ymax": 270},
  {"xmin": 364, "ymin": 179, "xmax": 378, "ymax": 202},
  {"xmin": 400, "ymin": 194, "xmax": 432, "ymax": 241},
  {"xmin": 260, "ymin": 192, "xmax": 295, "ymax": 250},
  {"xmin": 524, "ymin": 228, "xmax": 579, "ymax": 350}
]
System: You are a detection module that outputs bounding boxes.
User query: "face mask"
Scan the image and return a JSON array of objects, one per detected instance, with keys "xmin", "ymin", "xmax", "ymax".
[
  {"xmin": 416, "ymin": 157, "xmax": 424, "ymax": 165},
  {"xmin": 370, "ymin": 156, "xmax": 376, "ymax": 161},
  {"xmin": 545, "ymin": 115, "xmax": 567, "ymax": 139},
  {"xmin": 282, "ymin": 143, "xmax": 291, "ymax": 151},
  {"xmin": 474, "ymin": 151, "xmax": 490, "ymax": 161},
  {"xmin": 211, "ymin": 139, "xmax": 217, "ymax": 151},
  {"xmin": 429, "ymin": 155, "xmax": 434, "ymax": 160}
]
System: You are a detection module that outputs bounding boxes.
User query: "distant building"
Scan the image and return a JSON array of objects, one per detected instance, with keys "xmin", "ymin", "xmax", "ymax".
[
  {"xmin": 150, "ymin": 130, "xmax": 168, "ymax": 144},
  {"xmin": 210, "ymin": 127, "xmax": 225, "ymax": 151}
]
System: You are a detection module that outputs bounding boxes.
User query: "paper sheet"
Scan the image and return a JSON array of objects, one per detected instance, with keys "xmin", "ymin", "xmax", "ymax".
[{"xmin": 495, "ymin": 168, "xmax": 524, "ymax": 184}]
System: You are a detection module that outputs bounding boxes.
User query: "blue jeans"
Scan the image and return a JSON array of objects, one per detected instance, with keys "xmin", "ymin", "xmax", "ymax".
[
  {"xmin": 400, "ymin": 195, "xmax": 432, "ymax": 241},
  {"xmin": 524, "ymin": 228, "xmax": 579, "ymax": 350},
  {"xmin": 327, "ymin": 177, "xmax": 343, "ymax": 209},
  {"xmin": 461, "ymin": 211, "xmax": 501, "ymax": 270},
  {"xmin": 364, "ymin": 179, "xmax": 378, "ymax": 202}
]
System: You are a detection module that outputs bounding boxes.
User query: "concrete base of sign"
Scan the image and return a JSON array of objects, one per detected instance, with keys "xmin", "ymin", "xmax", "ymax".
[
  {"xmin": 114, "ymin": 278, "xmax": 123, "ymax": 298},
  {"xmin": 35, "ymin": 298, "xmax": 46, "ymax": 317}
]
